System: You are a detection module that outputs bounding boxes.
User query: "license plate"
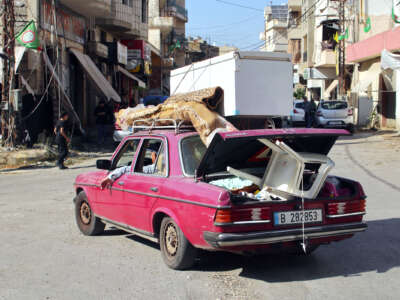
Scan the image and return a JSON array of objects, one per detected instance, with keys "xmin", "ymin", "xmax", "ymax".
[
  {"xmin": 329, "ymin": 121, "xmax": 342, "ymax": 125},
  {"xmin": 274, "ymin": 209, "xmax": 322, "ymax": 225}
]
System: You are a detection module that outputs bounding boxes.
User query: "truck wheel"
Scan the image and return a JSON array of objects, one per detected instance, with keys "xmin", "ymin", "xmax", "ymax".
[
  {"xmin": 159, "ymin": 217, "xmax": 197, "ymax": 270},
  {"xmin": 75, "ymin": 191, "xmax": 105, "ymax": 236},
  {"xmin": 265, "ymin": 118, "xmax": 275, "ymax": 129}
]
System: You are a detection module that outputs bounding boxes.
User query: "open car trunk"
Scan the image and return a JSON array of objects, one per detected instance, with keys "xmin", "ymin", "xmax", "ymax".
[{"xmin": 197, "ymin": 128, "xmax": 352, "ymax": 202}]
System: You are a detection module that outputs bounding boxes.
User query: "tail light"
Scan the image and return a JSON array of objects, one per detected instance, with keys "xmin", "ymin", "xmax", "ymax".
[
  {"xmin": 317, "ymin": 111, "xmax": 323, "ymax": 117},
  {"xmin": 214, "ymin": 207, "xmax": 271, "ymax": 225},
  {"xmin": 348, "ymin": 108, "xmax": 353, "ymax": 116},
  {"xmin": 327, "ymin": 199, "xmax": 366, "ymax": 216},
  {"xmin": 293, "ymin": 109, "xmax": 298, "ymax": 114}
]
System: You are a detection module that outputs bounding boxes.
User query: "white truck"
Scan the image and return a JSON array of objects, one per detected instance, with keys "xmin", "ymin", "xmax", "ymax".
[{"xmin": 170, "ymin": 51, "xmax": 293, "ymax": 129}]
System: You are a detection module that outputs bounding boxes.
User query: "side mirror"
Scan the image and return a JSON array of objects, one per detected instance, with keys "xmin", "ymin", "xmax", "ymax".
[{"xmin": 96, "ymin": 159, "xmax": 111, "ymax": 170}]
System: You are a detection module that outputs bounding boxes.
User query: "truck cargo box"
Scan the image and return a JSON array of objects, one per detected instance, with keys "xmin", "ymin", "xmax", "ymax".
[{"xmin": 170, "ymin": 51, "xmax": 293, "ymax": 119}]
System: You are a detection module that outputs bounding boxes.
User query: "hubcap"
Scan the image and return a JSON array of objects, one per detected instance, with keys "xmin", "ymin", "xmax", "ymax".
[
  {"xmin": 80, "ymin": 202, "xmax": 91, "ymax": 225},
  {"xmin": 164, "ymin": 223, "xmax": 178, "ymax": 256}
]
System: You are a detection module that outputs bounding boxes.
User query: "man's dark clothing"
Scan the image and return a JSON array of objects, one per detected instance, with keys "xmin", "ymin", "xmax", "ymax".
[
  {"xmin": 95, "ymin": 104, "xmax": 108, "ymax": 145},
  {"xmin": 95, "ymin": 105, "xmax": 107, "ymax": 125},
  {"xmin": 55, "ymin": 119, "xmax": 69, "ymax": 167},
  {"xmin": 57, "ymin": 138, "xmax": 68, "ymax": 167},
  {"xmin": 304, "ymin": 101, "xmax": 315, "ymax": 128}
]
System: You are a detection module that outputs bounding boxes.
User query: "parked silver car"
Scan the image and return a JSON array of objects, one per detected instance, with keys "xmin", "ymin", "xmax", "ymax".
[
  {"xmin": 289, "ymin": 99, "xmax": 305, "ymax": 126},
  {"xmin": 315, "ymin": 100, "xmax": 354, "ymax": 132}
]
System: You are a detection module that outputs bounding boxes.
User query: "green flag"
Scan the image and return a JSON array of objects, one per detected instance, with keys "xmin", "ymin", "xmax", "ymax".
[
  {"xmin": 338, "ymin": 28, "xmax": 349, "ymax": 41},
  {"xmin": 16, "ymin": 20, "xmax": 40, "ymax": 49},
  {"xmin": 364, "ymin": 17, "xmax": 371, "ymax": 33}
]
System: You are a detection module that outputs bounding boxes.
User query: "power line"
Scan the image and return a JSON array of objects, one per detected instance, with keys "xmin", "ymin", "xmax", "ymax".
[
  {"xmin": 215, "ymin": 0, "xmax": 264, "ymax": 12},
  {"xmin": 187, "ymin": 13, "xmax": 260, "ymax": 30}
]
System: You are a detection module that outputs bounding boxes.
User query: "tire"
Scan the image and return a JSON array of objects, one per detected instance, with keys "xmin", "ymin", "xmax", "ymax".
[
  {"xmin": 75, "ymin": 191, "xmax": 105, "ymax": 236},
  {"xmin": 347, "ymin": 124, "xmax": 355, "ymax": 134},
  {"xmin": 159, "ymin": 217, "xmax": 197, "ymax": 270}
]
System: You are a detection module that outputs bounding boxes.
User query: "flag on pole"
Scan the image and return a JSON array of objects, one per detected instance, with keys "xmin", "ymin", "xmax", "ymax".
[
  {"xmin": 333, "ymin": 32, "xmax": 339, "ymax": 43},
  {"xmin": 364, "ymin": 17, "xmax": 371, "ymax": 33},
  {"xmin": 15, "ymin": 20, "xmax": 41, "ymax": 50},
  {"xmin": 338, "ymin": 28, "xmax": 349, "ymax": 41}
]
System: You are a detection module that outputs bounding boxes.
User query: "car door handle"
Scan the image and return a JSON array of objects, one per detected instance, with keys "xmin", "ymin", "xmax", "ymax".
[
  {"xmin": 150, "ymin": 187, "xmax": 158, "ymax": 192},
  {"xmin": 118, "ymin": 181, "xmax": 124, "ymax": 186}
]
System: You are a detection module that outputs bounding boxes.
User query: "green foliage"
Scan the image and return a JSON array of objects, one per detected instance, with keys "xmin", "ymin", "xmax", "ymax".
[{"xmin": 293, "ymin": 88, "xmax": 306, "ymax": 99}]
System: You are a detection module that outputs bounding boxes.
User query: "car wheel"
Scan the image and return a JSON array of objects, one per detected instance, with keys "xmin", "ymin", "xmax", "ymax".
[
  {"xmin": 159, "ymin": 217, "xmax": 197, "ymax": 270},
  {"xmin": 75, "ymin": 191, "xmax": 105, "ymax": 236}
]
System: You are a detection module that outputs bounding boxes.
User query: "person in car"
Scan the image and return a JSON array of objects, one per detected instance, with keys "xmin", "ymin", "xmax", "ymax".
[{"xmin": 100, "ymin": 150, "xmax": 157, "ymax": 189}]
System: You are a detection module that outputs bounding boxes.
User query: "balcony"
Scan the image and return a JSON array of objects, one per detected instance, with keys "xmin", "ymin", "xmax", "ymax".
[
  {"xmin": 266, "ymin": 19, "xmax": 288, "ymax": 30},
  {"xmin": 166, "ymin": 0, "xmax": 188, "ymax": 22},
  {"xmin": 315, "ymin": 49, "xmax": 336, "ymax": 67},
  {"xmin": 264, "ymin": 43, "xmax": 288, "ymax": 52},
  {"xmin": 60, "ymin": 0, "xmax": 111, "ymax": 17},
  {"xmin": 96, "ymin": 0, "xmax": 133, "ymax": 32},
  {"xmin": 288, "ymin": 0, "xmax": 301, "ymax": 12}
]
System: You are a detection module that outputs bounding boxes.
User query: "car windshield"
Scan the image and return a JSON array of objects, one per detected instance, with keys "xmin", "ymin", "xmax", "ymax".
[
  {"xmin": 295, "ymin": 102, "xmax": 305, "ymax": 109},
  {"xmin": 180, "ymin": 135, "xmax": 207, "ymax": 176},
  {"xmin": 321, "ymin": 101, "xmax": 347, "ymax": 110}
]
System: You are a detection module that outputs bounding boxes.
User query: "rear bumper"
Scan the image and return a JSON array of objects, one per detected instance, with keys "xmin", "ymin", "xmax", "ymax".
[{"xmin": 203, "ymin": 222, "xmax": 367, "ymax": 248}]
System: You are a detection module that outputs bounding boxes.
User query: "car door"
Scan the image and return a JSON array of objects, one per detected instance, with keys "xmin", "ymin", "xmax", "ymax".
[
  {"xmin": 122, "ymin": 137, "xmax": 168, "ymax": 232},
  {"xmin": 95, "ymin": 138, "xmax": 140, "ymax": 223}
]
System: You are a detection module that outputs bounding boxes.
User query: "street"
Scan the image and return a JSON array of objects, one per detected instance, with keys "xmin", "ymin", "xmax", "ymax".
[{"xmin": 1, "ymin": 132, "xmax": 400, "ymax": 300}]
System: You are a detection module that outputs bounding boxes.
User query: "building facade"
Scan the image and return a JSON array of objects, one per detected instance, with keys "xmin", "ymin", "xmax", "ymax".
[
  {"xmin": 148, "ymin": 0, "xmax": 187, "ymax": 94},
  {"xmin": 260, "ymin": 4, "xmax": 288, "ymax": 53},
  {"xmin": 1, "ymin": 0, "xmax": 151, "ymax": 142}
]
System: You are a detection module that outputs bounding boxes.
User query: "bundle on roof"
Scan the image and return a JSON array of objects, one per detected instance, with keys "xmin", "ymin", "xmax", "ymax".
[{"xmin": 115, "ymin": 87, "xmax": 237, "ymax": 146}]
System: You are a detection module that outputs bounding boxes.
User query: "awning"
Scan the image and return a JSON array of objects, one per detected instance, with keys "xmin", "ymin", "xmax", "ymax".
[
  {"xmin": 43, "ymin": 51, "xmax": 84, "ymax": 133},
  {"xmin": 353, "ymin": 62, "xmax": 381, "ymax": 93},
  {"xmin": 117, "ymin": 65, "xmax": 146, "ymax": 88},
  {"xmin": 20, "ymin": 75, "xmax": 35, "ymax": 96},
  {"xmin": 323, "ymin": 79, "xmax": 338, "ymax": 98},
  {"xmin": 70, "ymin": 48, "xmax": 121, "ymax": 103}
]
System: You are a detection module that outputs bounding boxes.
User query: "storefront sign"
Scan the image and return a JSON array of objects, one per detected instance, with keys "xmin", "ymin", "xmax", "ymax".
[
  {"xmin": 117, "ymin": 42, "xmax": 128, "ymax": 65},
  {"xmin": 121, "ymin": 40, "xmax": 152, "ymax": 74},
  {"xmin": 40, "ymin": 0, "xmax": 85, "ymax": 44}
]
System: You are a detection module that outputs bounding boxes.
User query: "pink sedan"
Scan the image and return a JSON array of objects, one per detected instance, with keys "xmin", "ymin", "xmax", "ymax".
[{"xmin": 73, "ymin": 128, "xmax": 367, "ymax": 270}]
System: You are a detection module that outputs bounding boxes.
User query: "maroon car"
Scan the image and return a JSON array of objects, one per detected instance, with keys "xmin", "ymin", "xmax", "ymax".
[{"xmin": 74, "ymin": 127, "xmax": 367, "ymax": 270}]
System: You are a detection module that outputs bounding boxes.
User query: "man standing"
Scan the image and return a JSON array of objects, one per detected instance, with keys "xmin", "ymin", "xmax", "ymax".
[
  {"xmin": 94, "ymin": 99, "xmax": 108, "ymax": 145},
  {"xmin": 303, "ymin": 96, "xmax": 312, "ymax": 128},
  {"xmin": 54, "ymin": 112, "xmax": 70, "ymax": 169}
]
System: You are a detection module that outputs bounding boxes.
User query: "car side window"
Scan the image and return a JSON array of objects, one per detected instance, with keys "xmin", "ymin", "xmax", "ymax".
[
  {"xmin": 134, "ymin": 139, "xmax": 167, "ymax": 176},
  {"xmin": 113, "ymin": 139, "xmax": 140, "ymax": 169}
]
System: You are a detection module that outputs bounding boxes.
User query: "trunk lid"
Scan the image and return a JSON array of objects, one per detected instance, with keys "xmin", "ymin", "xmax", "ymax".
[{"xmin": 197, "ymin": 128, "xmax": 349, "ymax": 179}]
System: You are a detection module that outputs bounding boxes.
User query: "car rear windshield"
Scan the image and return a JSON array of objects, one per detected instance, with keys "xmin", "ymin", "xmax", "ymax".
[
  {"xmin": 180, "ymin": 135, "xmax": 207, "ymax": 176},
  {"xmin": 321, "ymin": 101, "xmax": 348, "ymax": 110}
]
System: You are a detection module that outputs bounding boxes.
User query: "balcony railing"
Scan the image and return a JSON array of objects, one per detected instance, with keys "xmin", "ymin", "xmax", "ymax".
[
  {"xmin": 166, "ymin": 0, "xmax": 188, "ymax": 21},
  {"xmin": 96, "ymin": 0, "xmax": 133, "ymax": 31}
]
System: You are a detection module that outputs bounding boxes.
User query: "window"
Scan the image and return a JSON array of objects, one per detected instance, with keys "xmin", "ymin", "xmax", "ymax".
[
  {"xmin": 295, "ymin": 102, "xmax": 305, "ymax": 109},
  {"xmin": 134, "ymin": 139, "xmax": 166, "ymax": 176},
  {"xmin": 321, "ymin": 101, "xmax": 347, "ymax": 110},
  {"xmin": 142, "ymin": 0, "xmax": 147, "ymax": 23},
  {"xmin": 180, "ymin": 135, "xmax": 207, "ymax": 176},
  {"xmin": 113, "ymin": 139, "xmax": 140, "ymax": 169}
]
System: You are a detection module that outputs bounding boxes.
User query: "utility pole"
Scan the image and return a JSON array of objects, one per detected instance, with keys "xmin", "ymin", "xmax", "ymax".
[
  {"xmin": 1, "ymin": 0, "xmax": 16, "ymax": 147},
  {"xmin": 338, "ymin": 0, "xmax": 346, "ymax": 98}
]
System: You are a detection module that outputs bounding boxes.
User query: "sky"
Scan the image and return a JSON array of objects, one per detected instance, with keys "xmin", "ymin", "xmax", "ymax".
[{"xmin": 186, "ymin": 0, "xmax": 288, "ymax": 50}]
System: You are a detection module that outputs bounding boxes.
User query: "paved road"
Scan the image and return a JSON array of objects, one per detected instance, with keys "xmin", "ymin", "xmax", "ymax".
[{"xmin": 1, "ymin": 132, "xmax": 400, "ymax": 300}]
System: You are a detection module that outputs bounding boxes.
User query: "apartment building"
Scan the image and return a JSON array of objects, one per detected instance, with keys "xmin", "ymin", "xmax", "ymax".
[
  {"xmin": 346, "ymin": 0, "xmax": 399, "ymax": 129},
  {"xmin": 148, "ymin": 0, "xmax": 187, "ymax": 94},
  {"xmin": 260, "ymin": 4, "xmax": 288, "ymax": 52},
  {"xmin": 1, "ymin": 0, "xmax": 150, "ymax": 139}
]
